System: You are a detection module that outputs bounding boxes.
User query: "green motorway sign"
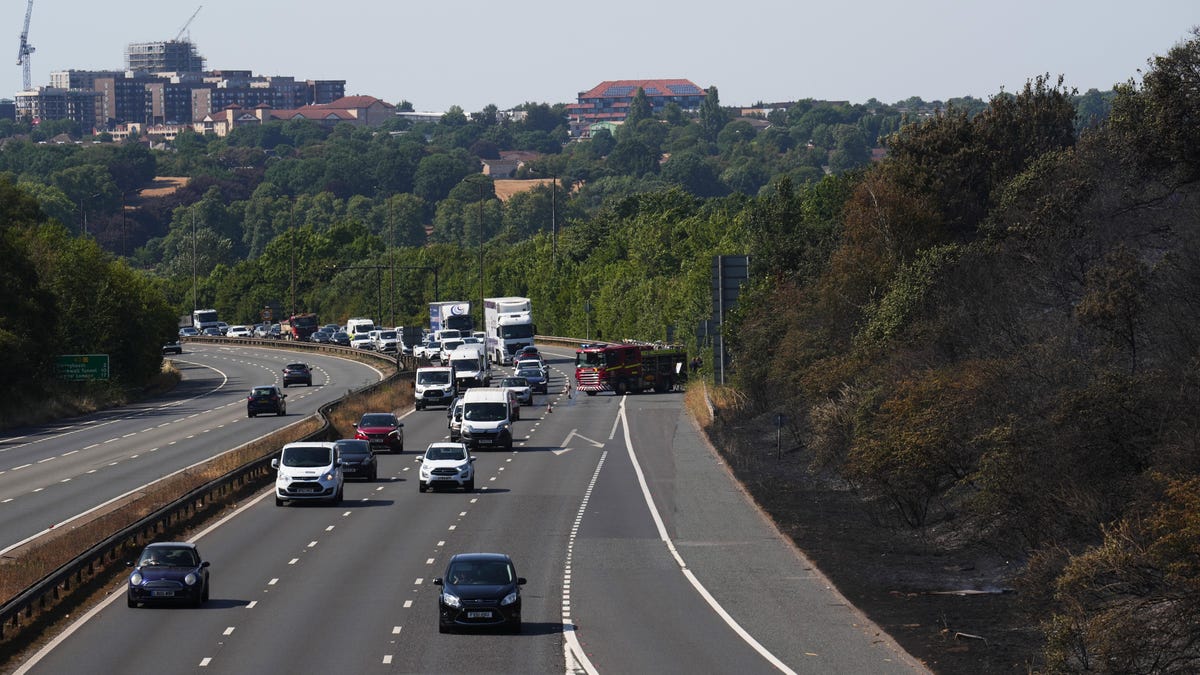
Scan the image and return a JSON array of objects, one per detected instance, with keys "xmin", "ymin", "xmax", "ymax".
[{"xmin": 55, "ymin": 354, "xmax": 110, "ymax": 381}]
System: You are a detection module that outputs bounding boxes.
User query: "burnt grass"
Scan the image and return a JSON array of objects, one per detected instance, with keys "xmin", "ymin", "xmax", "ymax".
[{"xmin": 703, "ymin": 405, "xmax": 1045, "ymax": 673}]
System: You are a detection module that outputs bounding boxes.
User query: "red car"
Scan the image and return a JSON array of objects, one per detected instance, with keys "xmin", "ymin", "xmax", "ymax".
[{"xmin": 354, "ymin": 413, "xmax": 405, "ymax": 453}]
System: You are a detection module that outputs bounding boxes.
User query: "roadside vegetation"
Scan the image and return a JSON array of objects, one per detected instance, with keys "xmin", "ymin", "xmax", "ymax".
[{"xmin": 3, "ymin": 27, "xmax": 1197, "ymax": 671}]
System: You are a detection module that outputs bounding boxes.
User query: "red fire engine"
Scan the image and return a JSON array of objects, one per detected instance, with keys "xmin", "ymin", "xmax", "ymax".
[
  {"xmin": 574, "ymin": 342, "xmax": 688, "ymax": 395},
  {"xmin": 280, "ymin": 313, "xmax": 319, "ymax": 341}
]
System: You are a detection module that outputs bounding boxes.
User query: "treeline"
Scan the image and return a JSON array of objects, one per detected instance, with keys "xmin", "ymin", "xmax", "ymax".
[
  {"xmin": 0, "ymin": 178, "xmax": 177, "ymax": 425},
  {"xmin": 726, "ymin": 35, "xmax": 1200, "ymax": 670}
]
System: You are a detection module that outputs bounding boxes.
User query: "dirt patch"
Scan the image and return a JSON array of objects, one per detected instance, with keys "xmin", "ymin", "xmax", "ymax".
[
  {"xmin": 699, "ymin": 386, "xmax": 1043, "ymax": 673},
  {"xmin": 493, "ymin": 178, "xmax": 554, "ymax": 202},
  {"xmin": 138, "ymin": 177, "xmax": 189, "ymax": 199}
]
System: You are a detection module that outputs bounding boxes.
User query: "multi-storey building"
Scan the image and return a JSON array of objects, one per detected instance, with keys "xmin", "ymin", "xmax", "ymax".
[
  {"xmin": 17, "ymin": 39, "xmax": 347, "ymax": 130},
  {"xmin": 14, "ymin": 88, "xmax": 100, "ymax": 128},
  {"xmin": 126, "ymin": 40, "xmax": 206, "ymax": 74},
  {"xmin": 567, "ymin": 78, "xmax": 706, "ymax": 126}
]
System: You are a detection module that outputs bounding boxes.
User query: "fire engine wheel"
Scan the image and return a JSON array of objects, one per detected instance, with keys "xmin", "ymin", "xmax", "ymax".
[
  {"xmin": 615, "ymin": 381, "xmax": 628, "ymax": 396},
  {"xmin": 586, "ymin": 391, "xmax": 596, "ymax": 397}
]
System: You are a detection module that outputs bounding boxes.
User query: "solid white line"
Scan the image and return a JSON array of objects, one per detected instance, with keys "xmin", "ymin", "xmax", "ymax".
[{"xmin": 617, "ymin": 397, "xmax": 796, "ymax": 675}]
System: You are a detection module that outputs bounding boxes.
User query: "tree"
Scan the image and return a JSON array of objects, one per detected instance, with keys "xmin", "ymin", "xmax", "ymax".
[
  {"xmin": 625, "ymin": 88, "xmax": 653, "ymax": 128},
  {"xmin": 699, "ymin": 86, "xmax": 729, "ymax": 143},
  {"xmin": 413, "ymin": 152, "xmax": 477, "ymax": 203}
]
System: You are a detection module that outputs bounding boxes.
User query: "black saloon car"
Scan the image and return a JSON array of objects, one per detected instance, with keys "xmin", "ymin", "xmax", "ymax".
[
  {"xmin": 334, "ymin": 439, "xmax": 378, "ymax": 481},
  {"xmin": 282, "ymin": 363, "xmax": 313, "ymax": 387},
  {"xmin": 247, "ymin": 385, "xmax": 287, "ymax": 417},
  {"xmin": 330, "ymin": 331, "xmax": 351, "ymax": 347},
  {"xmin": 127, "ymin": 542, "xmax": 210, "ymax": 607},
  {"xmin": 433, "ymin": 552, "xmax": 525, "ymax": 633}
]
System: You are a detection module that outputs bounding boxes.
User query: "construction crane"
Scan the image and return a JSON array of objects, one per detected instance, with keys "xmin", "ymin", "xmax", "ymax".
[
  {"xmin": 175, "ymin": 5, "xmax": 202, "ymax": 42},
  {"xmin": 16, "ymin": 0, "xmax": 35, "ymax": 90}
]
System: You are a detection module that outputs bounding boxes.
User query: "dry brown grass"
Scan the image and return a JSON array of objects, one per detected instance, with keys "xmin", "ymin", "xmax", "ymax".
[
  {"xmin": 0, "ymin": 363, "xmax": 181, "ymax": 431},
  {"xmin": 327, "ymin": 378, "xmax": 414, "ymax": 437},
  {"xmin": 493, "ymin": 178, "xmax": 553, "ymax": 202},
  {"xmin": 137, "ymin": 177, "xmax": 189, "ymax": 199}
]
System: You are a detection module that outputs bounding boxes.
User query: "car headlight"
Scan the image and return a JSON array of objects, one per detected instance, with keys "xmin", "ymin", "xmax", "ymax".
[
  {"xmin": 501, "ymin": 590, "xmax": 518, "ymax": 606},
  {"xmin": 442, "ymin": 592, "xmax": 461, "ymax": 608},
  {"xmin": 184, "ymin": 573, "xmax": 199, "ymax": 586},
  {"xmin": 129, "ymin": 572, "xmax": 143, "ymax": 585},
  {"xmin": 324, "ymin": 472, "xmax": 336, "ymax": 481}
]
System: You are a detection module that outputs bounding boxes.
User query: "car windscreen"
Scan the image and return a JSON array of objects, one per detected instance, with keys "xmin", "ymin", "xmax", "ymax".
[
  {"xmin": 464, "ymin": 402, "xmax": 508, "ymax": 422},
  {"xmin": 447, "ymin": 561, "xmax": 513, "ymax": 585},
  {"xmin": 502, "ymin": 378, "xmax": 528, "ymax": 387},
  {"xmin": 140, "ymin": 547, "xmax": 198, "ymax": 567},
  {"xmin": 359, "ymin": 414, "xmax": 396, "ymax": 427},
  {"xmin": 280, "ymin": 445, "xmax": 333, "ymax": 467},
  {"xmin": 334, "ymin": 441, "xmax": 370, "ymax": 457},
  {"xmin": 417, "ymin": 371, "xmax": 451, "ymax": 385},
  {"xmin": 427, "ymin": 446, "xmax": 466, "ymax": 461},
  {"xmin": 380, "ymin": 331, "xmax": 397, "ymax": 339},
  {"xmin": 516, "ymin": 370, "xmax": 541, "ymax": 380},
  {"xmin": 451, "ymin": 358, "xmax": 478, "ymax": 371},
  {"xmin": 286, "ymin": 364, "xmax": 307, "ymax": 370},
  {"xmin": 251, "ymin": 387, "xmax": 277, "ymax": 397}
]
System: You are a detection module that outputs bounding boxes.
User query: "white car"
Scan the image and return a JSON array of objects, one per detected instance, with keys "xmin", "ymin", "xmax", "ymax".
[
  {"xmin": 416, "ymin": 442, "xmax": 475, "ymax": 492},
  {"xmin": 350, "ymin": 333, "xmax": 373, "ymax": 350},
  {"xmin": 227, "ymin": 325, "xmax": 254, "ymax": 338}
]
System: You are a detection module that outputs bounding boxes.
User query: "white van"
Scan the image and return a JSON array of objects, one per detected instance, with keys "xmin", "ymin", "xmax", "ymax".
[
  {"xmin": 415, "ymin": 366, "xmax": 456, "ymax": 410},
  {"xmin": 459, "ymin": 387, "xmax": 514, "ymax": 451},
  {"xmin": 271, "ymin": 442, "xmax": 344, "ymax": 506},
  {"xmin": 448, "ymin": 343, "xmax": 489, "ymax": 389},
  {"xmin": 345, "ymin": 317, "xmax": 375, "ymax": 337}
]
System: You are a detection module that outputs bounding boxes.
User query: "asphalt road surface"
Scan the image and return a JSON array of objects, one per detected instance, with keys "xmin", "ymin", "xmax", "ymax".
[
  {"xmin": 14, "ymin": 346, "xmax": 925, "ymax": 674},
  {"xmin": 0, "ymin": 343, "xmax": 383, "ymax": 554}
]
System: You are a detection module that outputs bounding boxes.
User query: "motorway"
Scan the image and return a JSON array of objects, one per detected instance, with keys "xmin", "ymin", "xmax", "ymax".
[
  {"xmin": 13, "ymin": 346, "xmax": 926, "ymax": 674},
  {"xmin": 0, "ymin": 343, "xmax": 384, "ymax": 555}
]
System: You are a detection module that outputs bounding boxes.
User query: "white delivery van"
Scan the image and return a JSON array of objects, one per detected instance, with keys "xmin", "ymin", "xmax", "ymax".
[
  {"xmin": 459, "ymin": 387, "xmax": 514, "ymax": 451},
  {"xmin": 415, "ymin": 366, "xmax": 456, "ymax": 410},
  {"xmin": 345, "ymin": 317, "xmax": 375, "ymax": 337},
  {"xmin": 271, "ymin": 442, "xmax": 344, "ymax": 506},
  {"xmin": 448, "ymin": 343, "xmax": 489, "ymax": 389}
]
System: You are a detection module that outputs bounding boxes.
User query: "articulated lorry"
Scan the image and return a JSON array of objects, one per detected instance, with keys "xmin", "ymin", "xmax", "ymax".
[
  {"xmin": 429, "ymin": 301, "xmax": 473, "ymax": 337},
  {"xmin": 484, "ymin": 297, "xmax": 535, "ymax": 366}
]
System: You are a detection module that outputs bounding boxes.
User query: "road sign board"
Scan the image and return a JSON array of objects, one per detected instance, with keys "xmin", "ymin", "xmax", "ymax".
[{"xmin": 55, "ymin": 354, "xmax": 110, "ymax": 381}]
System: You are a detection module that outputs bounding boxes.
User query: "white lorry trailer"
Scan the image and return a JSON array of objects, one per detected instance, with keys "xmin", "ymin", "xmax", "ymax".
[{"xmin": 483, "ymin": 297, "xmax": 535, "ymax": 366}]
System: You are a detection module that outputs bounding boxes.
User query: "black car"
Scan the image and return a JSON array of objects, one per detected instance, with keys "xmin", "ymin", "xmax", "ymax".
[
  {"xmin": 433, "ymin": 552, "xmax": 525, "ymax": 633},
  {"xmin": 127, "ymin": 542, "xmax": 210, "ymax": 607},
  {"xmin": 334, "ymin": 439, "xmax": 378, "ymax": 481},
  {"xmin": 331, "ymin": 331, "xmax": 351, "ymax": 347},
  {"xmin": 310, "ymin": 329, "xmax": 332, "ymax": 344},
  {"xmin": 282, "ymin": 363, "xmax": 313, "ymax": 387},
  {"xmin": 162, "ymin": 340, "xmax": 183, "ymax": 355},
  {"xmin": 247, "ymin": 385, "xmax": 287, "ymax": 417},
  {"xmin": 202, "ymin": 327, "xmax": 223, "ymax": 337}
]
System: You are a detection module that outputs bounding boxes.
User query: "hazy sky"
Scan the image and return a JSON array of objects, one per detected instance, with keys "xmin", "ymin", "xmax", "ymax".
[{"xmin": 6, "ymin": 1, "xmax": 1197, "ymax": 111}]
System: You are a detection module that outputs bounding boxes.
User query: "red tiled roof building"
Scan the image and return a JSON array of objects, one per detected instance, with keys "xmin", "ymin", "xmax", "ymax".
[{"xmin": 567, "ymin": 78, "xmax": 705, "ymax": 125}]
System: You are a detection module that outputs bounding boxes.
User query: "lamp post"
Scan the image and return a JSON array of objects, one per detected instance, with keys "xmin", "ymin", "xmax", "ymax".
[
  {"xmin": 528, "ymin": 167, "xmax": 558, "ymax": 271},
  {"xmin": 334, "ymin": 264, "xmax": 386, "ymax": 326},
  {"xmin": 78, "ymin": 192, "xmax": 101, "ymax": 238},
  {"xmin": 465, "ymin": 176, "xmax": 491, "ymax": 329}
]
